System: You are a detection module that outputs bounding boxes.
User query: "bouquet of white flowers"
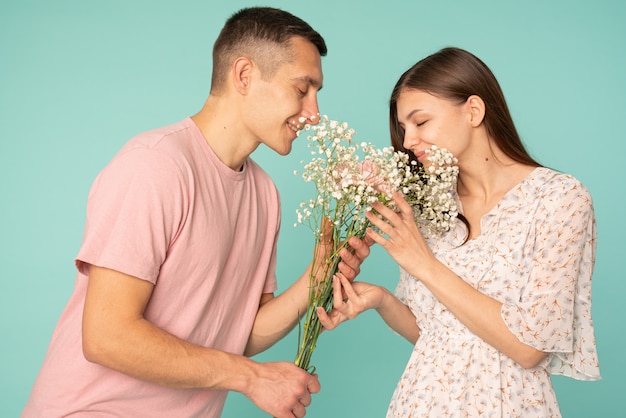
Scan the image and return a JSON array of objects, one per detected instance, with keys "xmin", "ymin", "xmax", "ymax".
[{"xmin": 293, "ymin": 115, "xmax": 458, "ymax": 372}]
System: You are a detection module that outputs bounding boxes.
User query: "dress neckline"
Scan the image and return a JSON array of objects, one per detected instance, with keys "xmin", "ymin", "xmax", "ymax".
[{"xmin": 456, "ymin": 166, "xmax": 545, "ymax": 242}]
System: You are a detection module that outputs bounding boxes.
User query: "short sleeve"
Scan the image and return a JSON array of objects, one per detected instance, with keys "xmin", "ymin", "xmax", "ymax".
[
  {"xmin": 500, "ymin": 180, "xmax": 600, "ymax": 381},
  {"xmin": 394, "ymin": 268, "xmax": 411, "ymax": 304},
  {"xmin": 76, "ymin": 148, "xmax": 186, "ymax": 283},
  {"xmin": 263, "ymin": 203, "xmax": 280, "ymax": 294}
]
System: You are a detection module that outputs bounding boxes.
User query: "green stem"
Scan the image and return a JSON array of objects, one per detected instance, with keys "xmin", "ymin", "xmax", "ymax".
[{"xmin": 293, "ymin": 220, "xmax": 369, "ymax": 372}]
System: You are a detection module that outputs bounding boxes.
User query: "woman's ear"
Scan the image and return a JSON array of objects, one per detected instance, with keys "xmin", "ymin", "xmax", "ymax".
[
  {"xmin": 466, "ymin": 95, "xmax": 486, "ymax": 127},
  {"xmin": 231, "ymin": 57, "xmax": 253, "ymax": 95}
]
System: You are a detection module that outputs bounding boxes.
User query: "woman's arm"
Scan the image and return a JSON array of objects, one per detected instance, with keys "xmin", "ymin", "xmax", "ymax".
[
  {"xmin": 316, "ymin": 274, "xmax": 420, "ymax": 344},
  {"xmin": 406, "ymin": 259, "xmax": 547, "ymax": 368},
  {"xmin": 365, "ymin": 193, "xmax": 547, "ymax": 369}
]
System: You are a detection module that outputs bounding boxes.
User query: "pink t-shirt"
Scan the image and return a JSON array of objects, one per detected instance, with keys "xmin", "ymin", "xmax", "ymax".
[{"xmin": 23, "ymin": 118, "xmax": 280, "ymax": 417}]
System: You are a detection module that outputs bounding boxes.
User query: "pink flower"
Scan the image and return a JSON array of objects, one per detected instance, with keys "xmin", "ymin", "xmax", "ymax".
[
  {"xmin": 359, "ymin": 161, "xmax": 391, "ymax": 195},
  {"xmin": 334, "ymin": 162, "xmax": 355, "ymax": 189}
]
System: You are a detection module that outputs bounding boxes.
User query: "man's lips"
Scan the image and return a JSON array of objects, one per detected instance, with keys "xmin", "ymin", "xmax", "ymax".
[
  {"xmin": 288, "ymin": 119, "xmax": 305, "ymax": 133},
  {"xmin": 287, "ymin": 121, "xmax": 302, "ymax": 139}
]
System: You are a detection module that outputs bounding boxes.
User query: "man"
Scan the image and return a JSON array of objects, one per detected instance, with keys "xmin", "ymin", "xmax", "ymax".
[{"xmin": 23, "ymin": 7, "xmax": 370, "ymax": 418}]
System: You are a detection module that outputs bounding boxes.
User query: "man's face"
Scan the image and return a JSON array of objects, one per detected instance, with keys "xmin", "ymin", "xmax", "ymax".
[{"xmin": 244, "ymin": 36, "xmax": 323, "ymax": 156}]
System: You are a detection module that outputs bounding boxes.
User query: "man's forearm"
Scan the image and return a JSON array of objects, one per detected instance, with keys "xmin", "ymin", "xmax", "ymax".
[
  {"xmin": 84, "ymin": 312, "xmax": 259, "ymax": 391},
  {"xmin": 244, "ymin": 266, "xmax": 312, "ymax": 356},
  {"xmin": 83, "ymin": 265, "xmax": 260, "ymax": 392}
]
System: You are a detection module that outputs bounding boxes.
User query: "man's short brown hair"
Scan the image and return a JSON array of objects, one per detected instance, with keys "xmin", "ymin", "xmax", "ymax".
[{"xmin": 210, "ymin": 7, "xmax": 327, "ymax": 93}]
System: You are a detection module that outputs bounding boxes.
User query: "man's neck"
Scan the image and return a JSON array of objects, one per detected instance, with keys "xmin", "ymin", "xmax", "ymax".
[{"xmin": 191, "ymin": 96, "xmax": 259, "ymax": 171}]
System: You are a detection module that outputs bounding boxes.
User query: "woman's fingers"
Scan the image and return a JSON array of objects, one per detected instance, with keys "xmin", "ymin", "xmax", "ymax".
[
  {"xmin": 368, "ymin": 193, "xmax": 414, "ymax": 230},
  {"xmin": 332, "ymin": 275, "xmax": 346, "ymax": 308},
  {"xmin": 337, "ymin": 274, "xmax": 359, "ymax": 302},
  {"xmin": 365, "ymin": 211, "xmax": 393, "ymax": 237},
  {"xmin": 316, "ymin": 275, "xmax": 356, "ymax": 330},
  {"xmin": 316, "ymin": 306, "xmax": 336, "ymax": 330},
  {"xmin": 370, "ymin": 200, "xmax": 399, "ymax": 223},
  {"xmin": 366, "ymin": 193, "xmax": 420, "ymax": 247},
  {"xmin": 392, "ymin": 192, "xmax": 415, "ymax": 218},
  {"xmin": 316, "ymin": 276, "xmax": 347, "ymax": 331}
]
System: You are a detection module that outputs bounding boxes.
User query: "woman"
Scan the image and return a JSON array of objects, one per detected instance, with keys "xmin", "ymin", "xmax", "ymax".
[{"xmin": 318, "ymin": 47, "xmax": 600, "ymax": 417}]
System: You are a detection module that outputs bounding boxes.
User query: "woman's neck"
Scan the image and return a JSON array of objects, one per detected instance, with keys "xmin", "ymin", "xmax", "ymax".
[{"xmin": 456, "ymin": 144, "xmax": 534, "ymax": 203}]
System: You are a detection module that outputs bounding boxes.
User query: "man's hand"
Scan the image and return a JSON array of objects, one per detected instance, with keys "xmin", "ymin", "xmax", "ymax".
[
  {"xmin": 313, "ymin": 217, "xmax": 373, "ymax": 283},
  {"xmin": 243, "ymin": 362, "xmax": 320, "ymax": 418},
  {"xmin": 244, "ymin": 220, "xmax": 374, "ymax": 358},
  {"xmin": 336, "ymin": 234, "xmax": 373, "ymax": 280}
]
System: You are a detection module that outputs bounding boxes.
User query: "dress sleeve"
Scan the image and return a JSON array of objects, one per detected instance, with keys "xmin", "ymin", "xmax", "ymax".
[
  {"xmin": 394, "ymin": 268, "xmax": 411, "ymax": 304},
  {"xmin": 500, "ymin": 179, "xmax": 601, "ymax": 381}
]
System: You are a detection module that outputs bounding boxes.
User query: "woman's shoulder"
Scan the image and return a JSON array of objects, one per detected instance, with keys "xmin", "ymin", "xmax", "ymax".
[
  {"xmin": 529, "ymin": 167, "xmax": 589, "ymax": 194},
  {"xmin": 526, "ymin": 167, "xmax": 593, "ymax": 210}
]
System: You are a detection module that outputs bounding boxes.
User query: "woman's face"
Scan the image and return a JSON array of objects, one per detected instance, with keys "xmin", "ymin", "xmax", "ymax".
[{"xmin": 396, "ymin": 88, "xmax": 471, "ymax": 164}]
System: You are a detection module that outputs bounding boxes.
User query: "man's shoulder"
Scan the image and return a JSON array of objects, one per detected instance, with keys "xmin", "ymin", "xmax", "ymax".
[{"xmin": 124, "ymin": 117, "xmax": 195, "ymax": 149}]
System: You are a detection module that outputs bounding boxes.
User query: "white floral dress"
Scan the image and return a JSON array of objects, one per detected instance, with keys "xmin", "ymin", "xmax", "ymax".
[{"xmin": 388, "ymin": 167, "xmax": 600, "ymax": 417}]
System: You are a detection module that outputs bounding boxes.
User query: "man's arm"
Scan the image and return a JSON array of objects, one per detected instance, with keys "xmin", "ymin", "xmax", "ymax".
[
  {"xmin": 82, "ymin": 265, "xmax": 319, "ymax": 418},
  {"xmin": 244, "ymin": 235, "xmax": 372, "ymax": 357}
]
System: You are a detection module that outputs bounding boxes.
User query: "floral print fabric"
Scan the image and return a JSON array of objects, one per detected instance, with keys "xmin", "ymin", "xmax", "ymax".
[{"xmin": 389, "ymin": 167, "xmax": 600, "ymax": 417}]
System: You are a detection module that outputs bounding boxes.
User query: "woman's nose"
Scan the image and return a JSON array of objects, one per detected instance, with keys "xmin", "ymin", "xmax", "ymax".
[{"xmin": 403, "ymin": 127, "xmax": 420, "ymax": 150}]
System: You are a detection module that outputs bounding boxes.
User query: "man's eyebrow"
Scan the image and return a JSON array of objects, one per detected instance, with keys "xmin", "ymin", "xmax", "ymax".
[{"xmin": 294, "ymin": 76, "xmax": 323, "ymax": 91}]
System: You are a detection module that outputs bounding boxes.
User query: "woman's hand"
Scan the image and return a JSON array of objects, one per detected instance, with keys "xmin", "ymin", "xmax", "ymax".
[
  {"xmin": 365, "ymin": 192, "xmax": 437, "ymax": 280},
  {"xmin": 316, "ymin": 274, "xmax": 386, "ymax": 331},
  {"xmin": 317, "ymin": 273, "xmax": 421, "ymax": 344}
]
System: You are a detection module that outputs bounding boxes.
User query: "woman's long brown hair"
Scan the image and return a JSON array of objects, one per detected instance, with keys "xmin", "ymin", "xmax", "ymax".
[{"xmin": 389, "ymin": 47, "xmax": 541, "ymax": 241}]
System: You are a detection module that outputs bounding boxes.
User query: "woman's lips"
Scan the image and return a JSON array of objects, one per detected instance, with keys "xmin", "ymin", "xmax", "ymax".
[{"xmin": 415, "ymin": 150, "xmax": 426, "ymax": 162}]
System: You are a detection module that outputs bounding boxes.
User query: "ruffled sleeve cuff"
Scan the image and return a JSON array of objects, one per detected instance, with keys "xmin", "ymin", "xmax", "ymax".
[{"xmin": 501, "ymin": 302, "xmax": 601, "ymax": 381}]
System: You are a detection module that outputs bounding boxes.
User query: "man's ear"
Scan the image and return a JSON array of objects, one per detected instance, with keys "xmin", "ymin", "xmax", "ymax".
[
  {"xmin": 231, "ymin": 56, "xmax": 254, "ymax": 95},
  {"xmin": 466, "ymin": 95, "xmax": 486, "ymax": 127}
]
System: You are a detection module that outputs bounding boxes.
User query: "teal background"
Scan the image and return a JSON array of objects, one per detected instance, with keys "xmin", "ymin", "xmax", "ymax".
[{"xmin": 1, "ymin": 0, "xmax": 624, "ymax": 416}]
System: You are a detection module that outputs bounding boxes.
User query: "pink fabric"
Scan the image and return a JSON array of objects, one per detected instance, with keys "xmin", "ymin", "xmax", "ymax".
[{"xmin": 23, "ymin": 118, "xmax": 280, "ymax": 417}]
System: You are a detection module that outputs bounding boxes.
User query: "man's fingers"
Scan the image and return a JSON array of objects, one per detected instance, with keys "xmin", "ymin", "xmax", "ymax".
[
  {"xmin": 319, "ymin": 216, "xmax": 334, "ymax": 244},
  {"xmin": 306, "ymin": 373, "xmax": 321, "ymax": 394},
  {"xmin": 299, "ymin": 392, "xmax": 312, "ymax": 407},
  {"xmin": 345, "ymin": 237, "xmax": 370, "ymax": 262}
]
